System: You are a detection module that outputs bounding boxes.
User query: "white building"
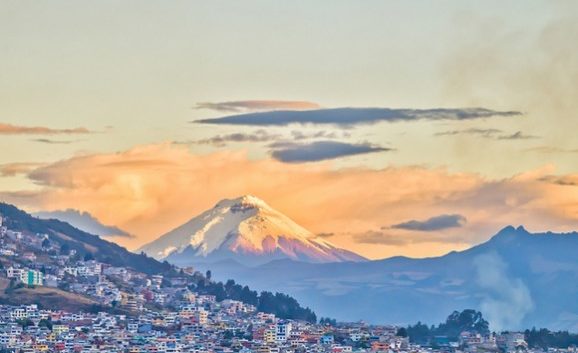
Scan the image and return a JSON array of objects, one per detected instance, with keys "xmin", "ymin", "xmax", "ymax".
[
  {"xmin": 20, "ymin": 269, "xmax": 44, "ymax": 286},
  {"xmin": 6, "ymin": 267, "xmax": 23, "ymax": 279},
  {"xmin": 276, "ymin": 322, "xmax": 292, "ymax": 342}
]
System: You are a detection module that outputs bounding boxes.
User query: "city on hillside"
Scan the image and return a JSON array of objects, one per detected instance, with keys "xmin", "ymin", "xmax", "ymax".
[{"xmin": 0, "ymin": 210, "xmax": 577, "ymax": 353}]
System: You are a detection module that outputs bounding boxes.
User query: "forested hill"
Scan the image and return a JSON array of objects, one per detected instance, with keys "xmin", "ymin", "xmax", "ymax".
[{"xmin": 195, "ymin": 277, "xmax": 317, "ymax": 322}]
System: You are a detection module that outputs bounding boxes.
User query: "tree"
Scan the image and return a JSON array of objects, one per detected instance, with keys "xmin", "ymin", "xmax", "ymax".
[
  {"xmin": 223, "ymin": 330, "xmax": 234, "ymax": 340},
  {"xmin": 205, "ymin": 270, "xmax": 212, "ymax": 281},
  {"xmin": 406, "ymin": 321, "xmax": 431, "ymax": 344},
  {"xmin": 320, "ymin": 317, "xmax": 337, "ymax": 326},
  {"xmin": 38, "ymin": 319, "xmax": 52, "ymax": 330},
  {"xmin": 17, "ymin": 318, "xmax": 34, "ymax": 328},
  {"xmin": 192, "ymin": 275, "xmax": 316, "ymax": 323},
  {"xmin": 525, "ymin": 328, "xmax": 578, "ymax": 349},
  {"xmin": 60, "ymin": 243, "xmax": 70, "ymax": 255},
  {"xmin": 405, "ymin": 310, "xmax": 490, "ymax": 344},
  {"xmin": 437, "ymin": 309, "xmax": 490, "ymax": 338},
  {"xmin": 397, "ymin": 327, "xmax": 408, "ymax": 337}
]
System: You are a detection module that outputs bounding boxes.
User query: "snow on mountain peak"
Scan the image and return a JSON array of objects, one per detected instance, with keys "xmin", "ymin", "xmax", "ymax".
[
  {"xmin": 138, "ymin": 195, "xmax": 366, "ymax": 265},
  {"xmin": 215, "ymin": 195, "xmax": 270, "ymax": 210}
]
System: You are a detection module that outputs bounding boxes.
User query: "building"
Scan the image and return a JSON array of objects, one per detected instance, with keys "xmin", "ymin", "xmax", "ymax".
[
  {"xmin": 20, "ymin": 269, "xmax": 44, "ymax": 286},
  {"xmin": 498, "ymin": 332, "xmax": 527, "ymax": 352},
  {"xmin": 276, "ymin": 322, "xmax": 292, "ymax": 342},
  {"xmin": 6, "ymin": 267, "xmax": 23, "ymax": 279}
]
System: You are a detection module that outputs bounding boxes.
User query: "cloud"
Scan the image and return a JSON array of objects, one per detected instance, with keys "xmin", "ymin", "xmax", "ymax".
[
  {"xmin": 34, "ymin": 209, "xmax": 133, "ymax": 238},
  {"xmin": 31, "ymin": 138, "xmax": 79, "ymax": 144},
  {"xmin": 435, "ymin": 128, "xmax": 539, "ymax": 140},
  {"xmin": 435, "ymin": 128, "xmax": 503, "ymax": 137},
  {"xmin": 180, "ymin": 129, "xmax": 282, "ymax": 147},
  {"xmin": 2, "ymin": 144, "xmax": 578, "ymax": 258},
  {"xmin": 290, "ymin": 130, "xmax": 348, "ymax": 140},
  {"xmin": 391, "ymin": 214, "xmax": 467, "ymax": 232},
  {"xmin": 0, "ymin": 122, "xmax": 91, "ymax": 135},
  {"xmin": 316, "ymin": 232, "xmax": 335, "ymax": 238},
  {"xmin": 194, "ymin": 100, "xmax": 320, "ymax": 113},
  {"xmin": 353, "ymin": 230, "xmax": 410, "ymax": 246},
  {"xmin": 353, "ymin": 227, "xmax": 467, "ymax": 246},
  {"xmin": 270, "ymin": 141, "xmax": 392, "ymax": 163},
  {"xmin": 539, "ymin": 175, "xmax": 578, "ymax": 187},
  {"xmin": 195, "ymin": 107, "xmax": 521, "ymax": 127},
  {"xmin": 496, "ymin": 131, "xmax": 539, "ymax": 140},
  {"xmin": 1, "ymin": 144, "xmax": 483, "ymax": 252},
  {"xmin": 177, "ymin": 129, "xmax": 355, "ymax": 148},
  {"xmin": 0, "ymin": 163, "xmax": 44, "ymax": 177}
]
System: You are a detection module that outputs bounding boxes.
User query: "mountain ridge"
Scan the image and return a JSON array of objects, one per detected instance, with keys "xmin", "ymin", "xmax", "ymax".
[{"xmin": 190, "ymin": 225, "xmax": 578, "ymax": 331}]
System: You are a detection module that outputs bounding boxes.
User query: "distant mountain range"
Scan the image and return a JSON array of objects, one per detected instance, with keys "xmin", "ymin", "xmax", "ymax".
[
  {"xmin": 34, "ymin": 209, "xmax": 131, "ymax": 239},
  {"xmin": 139, "ymin": 195, "xmax": 365, "ymax": 266},
  {"xmin": 169, "ymin": 224, "xmax": 578, "ymax": 331}
]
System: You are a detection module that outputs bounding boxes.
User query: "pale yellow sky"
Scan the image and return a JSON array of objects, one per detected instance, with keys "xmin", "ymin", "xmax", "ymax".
[{"xmin": 1, "ymin": 1, "xmax": 577, "ymax": 259}]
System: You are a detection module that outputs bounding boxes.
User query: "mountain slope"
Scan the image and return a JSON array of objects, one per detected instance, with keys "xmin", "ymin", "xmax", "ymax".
[
  {"xmin": 139, "ymin": 195, "xmax": 366, "ymax": 266},
  {"xmin": 192, "ymin": 226, "xmax": 578, "ymax": 331},
  {"xmin": 0, "ymin": 202, "xmax": 171, "ymax": 275}
]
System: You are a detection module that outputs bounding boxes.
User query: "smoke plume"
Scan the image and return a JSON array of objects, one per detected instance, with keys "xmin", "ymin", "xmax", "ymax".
[{"xmin": 473, "ymin": 252, "xmax": 534, "ymax": 331}]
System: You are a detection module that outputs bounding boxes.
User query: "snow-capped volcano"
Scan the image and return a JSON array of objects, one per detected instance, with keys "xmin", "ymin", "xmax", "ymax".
[{"xmin": 138, "ymin": 195, "xmax": 366, "ymax": 266}]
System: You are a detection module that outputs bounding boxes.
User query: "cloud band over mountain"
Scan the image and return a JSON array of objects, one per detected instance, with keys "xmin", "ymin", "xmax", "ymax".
[{"xmin": 3, "ymin": 144, "xmax": 578, "ymax": 258}]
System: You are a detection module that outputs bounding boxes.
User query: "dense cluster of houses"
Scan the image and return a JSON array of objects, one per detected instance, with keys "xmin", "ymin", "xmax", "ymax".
[
  {"xmin": 0, "ymin": 215, "xmax": 200, "ymax": 310},
  {"xmin": 0, "ymin": 300, "xmax": 399, "ymax": 353},
  {"xmin": 1, "ymin": 301, "xmax": 576, "ymax": 353}
]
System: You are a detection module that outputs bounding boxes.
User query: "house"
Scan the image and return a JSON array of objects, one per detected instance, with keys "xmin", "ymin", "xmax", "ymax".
[{"xmin": 6, "ymin": 267, "xmax": 23, "ymax": 279}]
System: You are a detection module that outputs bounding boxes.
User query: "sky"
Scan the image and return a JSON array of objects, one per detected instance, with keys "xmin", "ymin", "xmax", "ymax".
[{"xmin": 1, "ymin": 1, "xmax": 578, "ymax": 259}]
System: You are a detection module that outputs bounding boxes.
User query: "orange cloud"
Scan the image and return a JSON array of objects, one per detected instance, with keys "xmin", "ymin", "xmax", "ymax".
[
  {"xmin": 0, "ymin": 122, "xmax": 91, "ymax": 135},
  {"xmin": 3, "ymin": 144, "xmax": 578, "ymax": 259}
]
